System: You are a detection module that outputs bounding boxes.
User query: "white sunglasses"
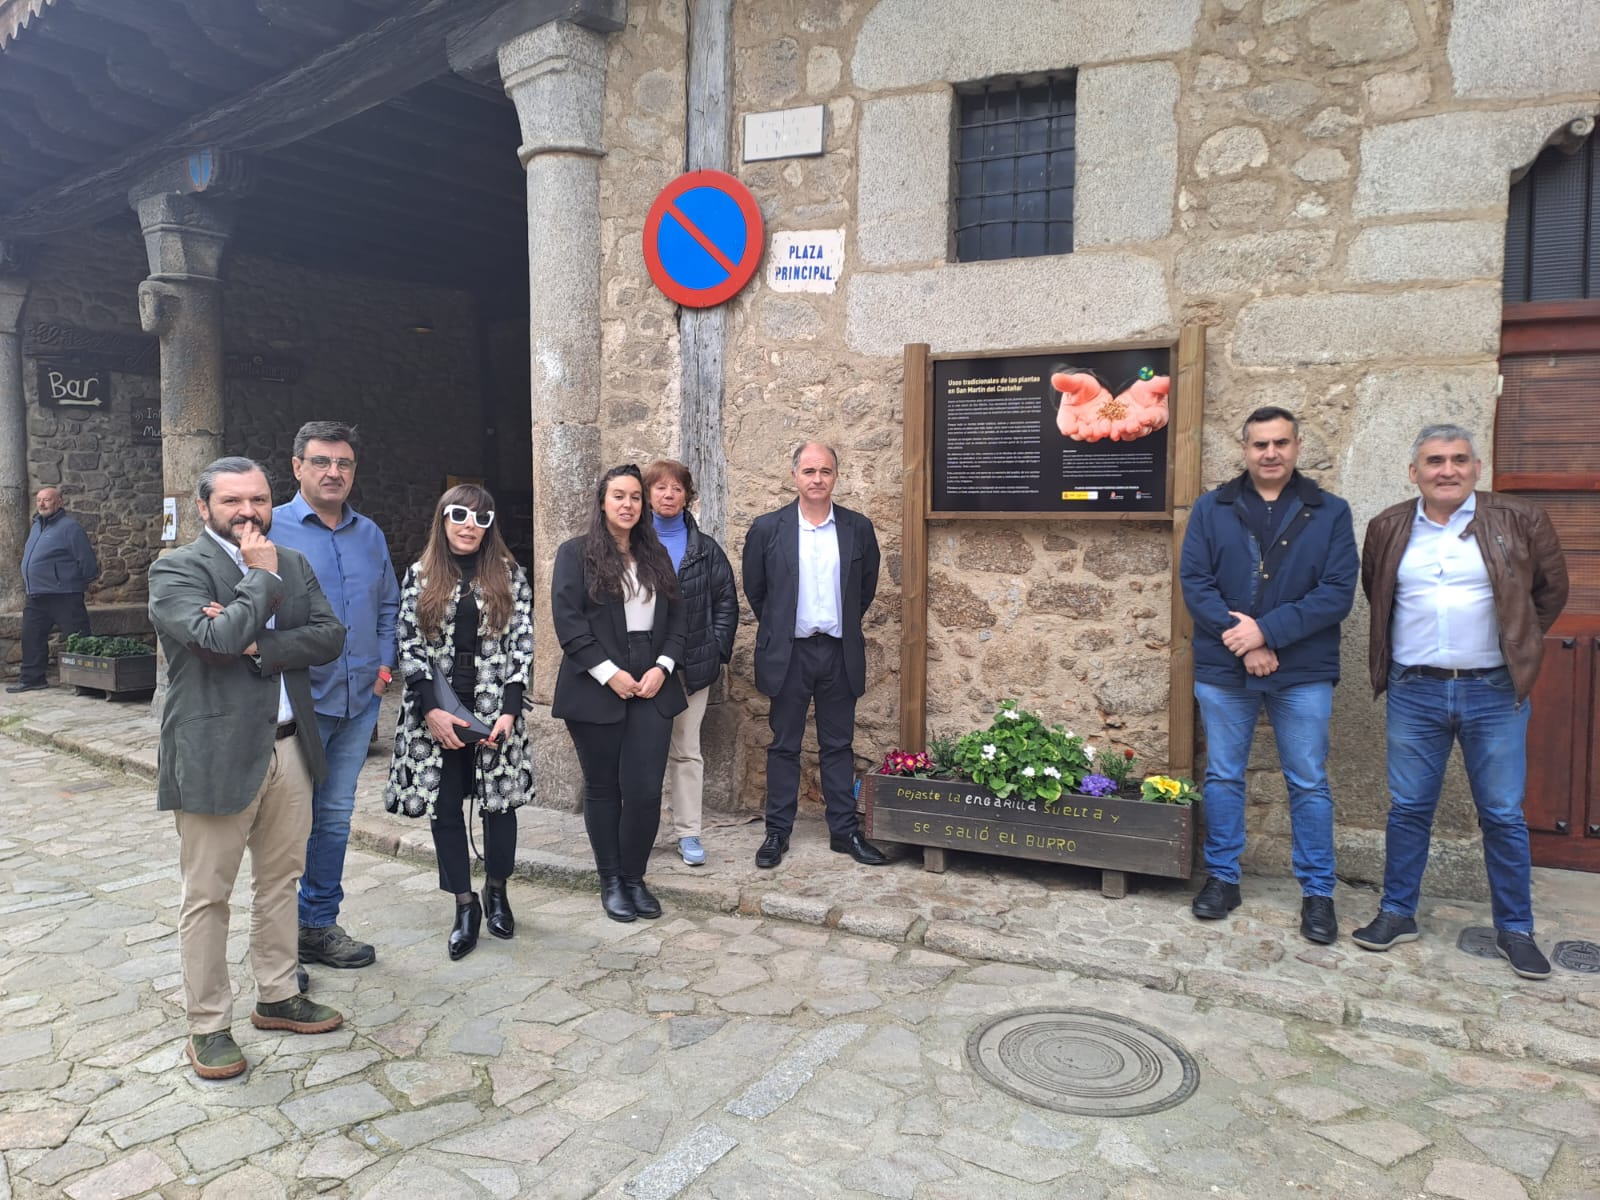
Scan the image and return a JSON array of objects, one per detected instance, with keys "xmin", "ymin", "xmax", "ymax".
[{"xmin": 443, "ymin": 504, "xmax": 494, "ymax": 528}]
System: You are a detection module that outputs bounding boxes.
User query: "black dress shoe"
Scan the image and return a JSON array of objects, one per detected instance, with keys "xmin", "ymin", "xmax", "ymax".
[
  {"xmin": 5, "ymin": 681, "xmax": 46, "ymax": 694},
  {"xmin": 755, "ymin": 832, "xmax": 788, "ymax": 869},
  {"xmin": 296, "ymin": 963, "xmax": 310, "ymax": 994},
  {"xmin": 448, "ymin": 897, "xmax": 481, "ymax": 960},
  {"xmin": 482, "ymin": 882, "xmax": 515, "ymax": 939},
  {"xmin": 829, "ymin": 831, "xmax": 888, "ymax": 866},
  {"xmin": 599, "ymin": 873, "xmax": 636, "ymax": 923},
  {"xmin": 1300, "ymin": 895, "xmax": 1337, "ymax": 945},
  {"xmin": 621, "ymin": 877, "xmax": 662, "ymax": 919},
  {"xmin": 1190, "ymin": 876, "xmax": 1242, "ymax": 920}
]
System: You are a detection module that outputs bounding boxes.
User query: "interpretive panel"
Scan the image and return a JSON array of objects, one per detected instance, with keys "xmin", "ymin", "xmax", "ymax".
[{"xmin": 932, "ymin": 345, "xmax": 1173, "ymax": 515}]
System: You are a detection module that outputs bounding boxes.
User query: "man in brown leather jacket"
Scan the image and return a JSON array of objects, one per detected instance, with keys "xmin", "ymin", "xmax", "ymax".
[{"xmin": 1351, "ymin": 424, "xmax": 1567, "ymax": 980}]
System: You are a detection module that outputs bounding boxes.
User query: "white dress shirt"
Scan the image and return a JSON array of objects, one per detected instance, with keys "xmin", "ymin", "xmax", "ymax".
[
  {"xmin": 205, "ymin": 526, "xmax": 295, "ymax": 723},
  {"xmin": 1391, "ymin": 493, "xmax": 1504, "ymax": 670},
  {"xmin": 587, "ymin": 562, "xmax": 676, "ymax": 686},
  {"xmin": 794, "ymin": 506, "xmax": 843, "ymax": 638}
]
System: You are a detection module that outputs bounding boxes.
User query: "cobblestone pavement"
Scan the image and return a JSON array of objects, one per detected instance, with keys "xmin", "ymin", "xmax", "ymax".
[
  {"xmin": 8, "ymin": 689, "xmax": 1600, "ymax": 1080},
  {"xmin": 5, "ymin": 725, "xmax": 1600, "ymax": 1197}
]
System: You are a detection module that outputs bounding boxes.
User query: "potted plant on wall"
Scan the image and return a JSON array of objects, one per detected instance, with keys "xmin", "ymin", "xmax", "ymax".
[
  {"xmin": 59, "ymin": 633, "xmax": 157, "ymax": 698},
  {"xmin": 860, "ymin": 701, "xmax": 1200, "ymax": 894}
]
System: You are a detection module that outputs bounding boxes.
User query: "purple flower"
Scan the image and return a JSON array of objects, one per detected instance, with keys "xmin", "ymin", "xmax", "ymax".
[{"xmin": 1078, "ymin": 773, "xmax": 1117, "ymax": 797}]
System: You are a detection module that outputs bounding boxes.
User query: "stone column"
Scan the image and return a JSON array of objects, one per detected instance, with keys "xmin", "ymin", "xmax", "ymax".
[
  {"xmin": 499, "ymin": 21, "xmax": 610, "ymax": 809},
  {"xmin": 0, "ymin": 259, "xmax": 31, "ymax": 612},
  {"xmin": 131, "ymin": 193, "xmax": 234, "ymax": 545}
]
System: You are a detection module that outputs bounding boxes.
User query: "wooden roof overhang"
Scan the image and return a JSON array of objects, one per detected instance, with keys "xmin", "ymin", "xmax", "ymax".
[{"xmin": 0, "ymin": 0, "xmax": 622, "ymax": 313}]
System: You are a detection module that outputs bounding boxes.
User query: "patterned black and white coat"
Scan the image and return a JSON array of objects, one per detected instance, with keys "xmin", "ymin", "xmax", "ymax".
[{"xmin": 384, "ymin": 557, "xmax": 535, "ymax": 818}]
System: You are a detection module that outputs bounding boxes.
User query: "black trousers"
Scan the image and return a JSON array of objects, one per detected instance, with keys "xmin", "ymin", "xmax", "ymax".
[
  {"xmin": 19, "ymin": 592, "xmax": 90, "ymax": 685},
  {"xmin": 429, "ymin": 744, "xmax": 517, "ymax": 894},
  {"xmin": 565, "ymin": 633, "xmax": 673, "ymax": 878},
  {"xmin": 765, "ymin": 634, "xmax": 859, "ymax": 839}
]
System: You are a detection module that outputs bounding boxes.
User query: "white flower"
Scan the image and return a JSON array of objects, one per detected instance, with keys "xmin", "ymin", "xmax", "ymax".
[
  {"xmin": 982, "ymin": 744, "xmax": 997, "ymax": 760},
  {"xmin": 1065, "ymin": 730, "xmax": 1076, "ymax": 739},
  {"xmin": 1085, "ymin": 745, "xmax": 1097, "ymax": 760},
  {"xmin": 1022, "ymin": 766, "xmax": 1036, "ymax": 778},
  {"xmin": 1043, "ymin": 766, "xmax": 1061, "ymax": 779},
  {"xmin": 1000, "ymin": 709, "xmax": 1021, "ymax": 720}
]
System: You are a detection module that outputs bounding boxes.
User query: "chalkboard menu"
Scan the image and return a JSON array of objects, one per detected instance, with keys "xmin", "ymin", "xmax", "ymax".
[
  {"xmin": 36, "ymin": 360, "xmax": 105, "ymax": 409},
  {"xmin": 932, "ymin": 345, "xmax": 1172, "ymax": 516}
]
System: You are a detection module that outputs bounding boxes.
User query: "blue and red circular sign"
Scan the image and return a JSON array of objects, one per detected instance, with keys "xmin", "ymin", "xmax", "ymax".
[{"xmin": 643, "ymin": 170, "xmax": 764, "ymax": 308}]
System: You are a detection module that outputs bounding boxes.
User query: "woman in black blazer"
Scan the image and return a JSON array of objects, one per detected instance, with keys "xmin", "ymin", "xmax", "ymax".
[{"xmin": 552, "ymin": 464, "xmax": 687, "ymax": 921}]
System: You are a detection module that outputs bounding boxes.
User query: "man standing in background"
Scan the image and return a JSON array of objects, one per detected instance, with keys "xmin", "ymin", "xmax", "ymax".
[
  {"xmin": 273, "ymin": 421, "xmax": 399, "ymax": 972},
  {"xmin": 9, "ymin": 486, "xmax": 98, "ymax": 693}
]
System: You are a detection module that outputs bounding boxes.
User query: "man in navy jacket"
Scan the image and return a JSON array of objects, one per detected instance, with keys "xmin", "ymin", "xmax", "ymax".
[
  {"xmin": 9, "ymin": 486, "xmax": 98, "ymax": 693},
  {"xmin": 1179, "ymin": 407, "xmax": 1358, "ymax": 944}
]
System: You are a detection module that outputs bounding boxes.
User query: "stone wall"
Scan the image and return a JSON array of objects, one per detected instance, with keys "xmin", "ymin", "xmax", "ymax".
[
  {"xmin": 13, "ymin": 220, "xmax": 485, "ymax": 608},
  {"xmin": 590, "ymin": 0, "xmax": 1600, "ymax": 890}
]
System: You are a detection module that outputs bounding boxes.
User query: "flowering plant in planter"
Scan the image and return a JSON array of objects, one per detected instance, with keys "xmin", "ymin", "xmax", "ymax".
[
  {"xmin": 1140, "ymin": 775, "xmax": 1200, "ymax": 806},
  {"xmin": 890, "ymin": 702, "xmax": 1199, "ymax": 810}
]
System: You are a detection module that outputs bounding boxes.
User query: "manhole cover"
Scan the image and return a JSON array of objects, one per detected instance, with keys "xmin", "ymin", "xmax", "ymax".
[
  {"xmin": 1553, "ymin": 941, "xmax": 1600, "ymax": 974},
  {"xmin": 966, "ymin": 1008, "xmax": 1199, "ymax": 1117},
  {"xmin": 1457, "ymin": 926, "xmax": 1499, "ymax": 959}
]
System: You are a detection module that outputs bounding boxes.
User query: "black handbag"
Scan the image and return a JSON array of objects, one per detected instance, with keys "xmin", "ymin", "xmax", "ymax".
[{"xmin": 426, "ymin": 672, "xmax": 493, "ymax": 744}]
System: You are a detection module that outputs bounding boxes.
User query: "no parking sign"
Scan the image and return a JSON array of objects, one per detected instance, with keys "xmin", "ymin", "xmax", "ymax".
[{"xmin": 643, "ymin": 170, "xmax": 764, "ymax": 308}]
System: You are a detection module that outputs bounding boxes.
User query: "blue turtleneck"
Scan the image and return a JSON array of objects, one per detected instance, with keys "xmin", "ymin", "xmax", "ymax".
[{"xmin": 653, "ymin": 510, "xmax": 687, "ymax": 571}]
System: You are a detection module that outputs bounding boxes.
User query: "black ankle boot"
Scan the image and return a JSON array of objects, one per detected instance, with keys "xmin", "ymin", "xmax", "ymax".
[
  {"xmin": 482, "ymin": 882, "xmax": 514, "ymax": 939},
  {"xmin": 621, "ymin": 876, "xmax": 661, "ymax": 919},
  {"xmin": 448, "ymin": 896, "xmax": 482, "ymax": 960},
  {"xmin": 599, "ymin": 873, "xmax": 635, "ymax": 923}
]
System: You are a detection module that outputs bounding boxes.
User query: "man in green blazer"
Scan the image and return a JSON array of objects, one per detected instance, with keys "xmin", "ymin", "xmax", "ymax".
[{"xmin": 148, "ymin": 456, "xmax": 348, "ymax": 1080}]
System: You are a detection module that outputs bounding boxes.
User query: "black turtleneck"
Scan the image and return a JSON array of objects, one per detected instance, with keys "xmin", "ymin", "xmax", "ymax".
[{"xmin": 411, "ymin": 549, "xmax": 522, "ymax": 718}]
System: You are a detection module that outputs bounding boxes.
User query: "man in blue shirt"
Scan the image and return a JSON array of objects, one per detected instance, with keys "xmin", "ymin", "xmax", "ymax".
[
  {"xmin": 9, "ymin": 487, "xmax": 98, "ymax": 693},
  {"xmin": 272, "ymin": 422, "xmax": 399, "ymax": 970},
  {"xmin": 1179, "ymin": 407, "xmax": 1358, "ymax": 945}
]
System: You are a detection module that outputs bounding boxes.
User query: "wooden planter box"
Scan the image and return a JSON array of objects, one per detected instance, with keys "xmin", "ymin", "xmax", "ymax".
[
  {"xmin": 861, "ymin": 773, "xmax": 1196, "ymax": 897},
  {"xmin": 59, "ymin": 652, "xmax": 157, "ymax": 697}
]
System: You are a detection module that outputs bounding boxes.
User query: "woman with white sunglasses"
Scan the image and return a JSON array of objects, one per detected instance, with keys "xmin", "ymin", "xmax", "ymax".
[{"xmin": 385, "ymin": 484, "xmax": 534, "ymax": 959}]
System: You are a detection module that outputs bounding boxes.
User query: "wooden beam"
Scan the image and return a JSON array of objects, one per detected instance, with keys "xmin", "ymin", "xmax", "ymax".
[
  {"xmin": 0, "ymin": 0, "xmax": 537, "ymax": 235},
  {"xmin": 68, "ymin": 0, "xmax": 271, "ymax": 91},
  {"xmin": 678, "ymin": 0, "xmax": 734, "ymax": 544},
  {"xmin": 1167, "ymin": 323, "xmax": 1205, "ymax": 780},
  {"xmin": 0, "ymin": 61, "xmax": 154, "ymax": 148},
  {"xmin": 900, "ymin": 342, "xmax": 931, "ymax": 754},
  {"xmin": 252, "ymin": 0, "xmax": 363, "ymax": 42},
  {"xmin": 28, "ymin": 6, "xmax": 224, "ymax": 109},
  {"xmin": 2, "ymin": 36, "xmax": 189, "ymax": 129},
  {"xmin": 174, "ymin": 0, "xmax": 322, "ymax": 70}
]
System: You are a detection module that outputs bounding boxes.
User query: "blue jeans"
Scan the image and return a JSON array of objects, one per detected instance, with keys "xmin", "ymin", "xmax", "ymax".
[
  {"xmin": 1379, "ymin": 665, "xmax": 1532, "ymax": 933},
  {"xmin": 1195, "ymin": 680, "xmax": 1336, "ymax": 895},
  {"xmin": 299, "ymin": 691, "xmax": 383, "ymax": 928}
]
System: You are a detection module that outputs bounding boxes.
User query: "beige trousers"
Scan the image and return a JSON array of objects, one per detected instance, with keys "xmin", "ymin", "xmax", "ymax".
[
  {"xmin": 663, "ymin": 685, "xmax": 710, "ymax": 840},
  {"xmin": 174, "ymin": 735, "xmax": 312, "ymax": 1033}
]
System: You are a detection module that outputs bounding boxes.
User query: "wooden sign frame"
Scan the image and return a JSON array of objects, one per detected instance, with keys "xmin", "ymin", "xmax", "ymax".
[{"xmin": 899, "ymin": 326, "xmax": 1205, "ymax": 782}]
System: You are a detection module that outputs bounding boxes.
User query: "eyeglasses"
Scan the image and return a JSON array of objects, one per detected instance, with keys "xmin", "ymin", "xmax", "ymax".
[
  {"xmin": 443, "ymin": 504, "xmax": 495, "ymax": 528},
  {"xmin": 303, "ymin": 455, "xmax": 356, "ymax": 473}
]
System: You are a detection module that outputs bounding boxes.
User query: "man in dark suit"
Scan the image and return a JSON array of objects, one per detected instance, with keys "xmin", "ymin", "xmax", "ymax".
[
  {"xmin": 148, "ymin": 456, "xmax": 347, "ymax": 1080},
  {"xmin": 743, "ymin": 442, "xmax": 887, "ymax": 868}
]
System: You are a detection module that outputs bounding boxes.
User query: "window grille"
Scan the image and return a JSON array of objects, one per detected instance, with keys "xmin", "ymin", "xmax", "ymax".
[
  {"xmin": 953, "ymin": 75, "xmax": 1076, "ymax": 262},
  {"xmin": 1504, "ymin": 132, "xmax": 1599, "ymax": 303}
]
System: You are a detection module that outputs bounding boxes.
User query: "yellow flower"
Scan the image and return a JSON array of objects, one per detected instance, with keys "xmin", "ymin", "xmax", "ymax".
[{"xmin": 1150, "ymin": 776, "xmax": 1181, "ymax": 797}]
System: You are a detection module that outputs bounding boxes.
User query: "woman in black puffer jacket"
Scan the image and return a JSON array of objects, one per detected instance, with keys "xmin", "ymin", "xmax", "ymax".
[{"xmin": 645, "ymin": 459, "xmax": 739, "ymax": 865}]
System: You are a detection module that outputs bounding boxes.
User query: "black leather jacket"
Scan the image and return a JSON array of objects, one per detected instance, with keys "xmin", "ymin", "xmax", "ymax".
[{"xmin": 676, "ymin": 512, "xmax": 739, "ymax": 695}]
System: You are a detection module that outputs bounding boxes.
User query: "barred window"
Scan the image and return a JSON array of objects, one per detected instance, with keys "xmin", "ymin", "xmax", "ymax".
[{"xmin": 953, "ymin": 75, "xmax": 1077, "ymax": 262}]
